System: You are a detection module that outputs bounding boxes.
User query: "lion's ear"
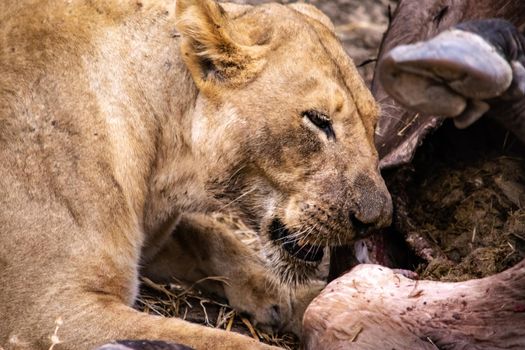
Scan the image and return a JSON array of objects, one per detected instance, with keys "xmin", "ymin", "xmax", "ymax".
[{"xmin": 175, "ymin": 0, "xmax": 264, "ymax": 89}]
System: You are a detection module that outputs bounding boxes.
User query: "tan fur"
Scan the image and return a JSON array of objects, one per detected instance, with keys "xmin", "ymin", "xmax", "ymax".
[{"xmin": 0, "ymin": 0, "xmax": 392, "ymax": 349}]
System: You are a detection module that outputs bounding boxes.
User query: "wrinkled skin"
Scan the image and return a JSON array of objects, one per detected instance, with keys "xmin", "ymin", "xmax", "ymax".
[
  {"xmin": 320, "ymin": 1, "xmax": 525, "ymax": 349},
  {"xmin": 305, "ymin": 261, "xmax": 525, "ymax": 350},
  {"xmin": 331, "ymin": 0, "xmax": 525, "ymax": 283},
  {"xmin": 379, "ymin": 19, "xmax": 525, "ymax": 133},
  {"xmin": 0, "ymin": 0, "xmax": 391, "ymax": 349},
  {"xmin": 373, "ymin": 0, "xmax": 525, "ymax": 168}
]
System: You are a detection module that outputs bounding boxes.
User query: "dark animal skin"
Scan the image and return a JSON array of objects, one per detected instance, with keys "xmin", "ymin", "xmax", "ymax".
[
  {"xmin": 329, "ymin": 0, "xmax": 525, "ymax": 283},
  {"xmin": 373, "ymin": 0, "xmax": 525, "ymax": 169},
  {"xmin": 319, "ymin": 3, "xmax": 525, "ymax": 346},
  {"xmin": 96, "ymin": 340, "xmax": 193, "ymax": 350}
]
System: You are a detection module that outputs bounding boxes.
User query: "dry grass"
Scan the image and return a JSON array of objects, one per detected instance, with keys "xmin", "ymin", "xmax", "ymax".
[
  {"xmin": 136, "ymin": 276, "xmax": 299, "ymax": 350},
  {"xmin": 135, "ymin": 212, "xmax": 299, "ymax": 349}
]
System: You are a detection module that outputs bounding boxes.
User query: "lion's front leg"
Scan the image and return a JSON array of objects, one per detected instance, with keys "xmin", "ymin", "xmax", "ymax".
[{"xmin": 142, "ymin": 213, "xmax": 323, "ymax": 335}]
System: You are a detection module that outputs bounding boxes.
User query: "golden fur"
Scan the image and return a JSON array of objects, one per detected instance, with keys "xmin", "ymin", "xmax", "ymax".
[{"xmin": 0, "ymin": 0, "xmax": 392, "ymax": 349}]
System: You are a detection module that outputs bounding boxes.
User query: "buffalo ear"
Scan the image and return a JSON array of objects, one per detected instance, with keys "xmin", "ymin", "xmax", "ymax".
[{"xmin": 175, "ymin": 0, "xmax": 264, "ymax": 89}]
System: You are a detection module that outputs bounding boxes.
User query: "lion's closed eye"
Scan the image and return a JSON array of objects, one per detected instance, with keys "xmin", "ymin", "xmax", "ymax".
[{"xmin": 302, "ymin": 110, "xmax": 336, "ymax": 140}]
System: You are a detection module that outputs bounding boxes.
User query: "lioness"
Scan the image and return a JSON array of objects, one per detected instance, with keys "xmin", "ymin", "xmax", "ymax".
[{"xmin": 0, "ymin": 0, "xmax": 392, "ymax": 349}]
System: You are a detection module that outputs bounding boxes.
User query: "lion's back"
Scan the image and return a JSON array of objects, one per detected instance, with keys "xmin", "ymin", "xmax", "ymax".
[{"xmin": 0, "ymin": 1, "xmax": 136, "ymax": 227}]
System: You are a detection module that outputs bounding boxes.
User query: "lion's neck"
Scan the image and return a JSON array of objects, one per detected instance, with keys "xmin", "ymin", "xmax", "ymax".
[
  {"xmin": 132, "ymin": 19, "xmax": 235, "ymax": 240},
  {"xmin": 88, "ymin": 7, "xmax": 219, "ymax": 240}
]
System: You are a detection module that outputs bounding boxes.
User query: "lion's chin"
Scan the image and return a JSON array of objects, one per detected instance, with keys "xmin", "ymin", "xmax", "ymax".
[
  {"xmin": 266, "ymin": 248, "xmax": 322, "ymax": 286},
  {"xmin": 265, "ymin": 218, "xmax": 325, "ymax": 285}
]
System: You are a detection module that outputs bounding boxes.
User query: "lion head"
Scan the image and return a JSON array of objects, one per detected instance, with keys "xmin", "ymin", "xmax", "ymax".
[{"xmin": 176, "ymin": 0, "xmax": 392, "ymax": 284}]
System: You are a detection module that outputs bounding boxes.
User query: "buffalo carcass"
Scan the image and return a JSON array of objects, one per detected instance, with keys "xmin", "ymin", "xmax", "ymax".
[
  {"xmin": 328, "ymin": 0, "xmax": 525, "ymax": 282},
  {"xmin": 376, "ymin": 4, "xmax": 525, "ymax": 168},
  {"xmin": 308, "ymin": 1, "xmax": 525, "ymax": 349}
]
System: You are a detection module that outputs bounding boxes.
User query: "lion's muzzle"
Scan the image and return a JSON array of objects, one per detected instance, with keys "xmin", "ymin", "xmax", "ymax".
[
  {"xmin": 269, "ymin": 218, "xmax": 325, "ymax": 262},
  {"xmin": 350, "ymin": 173, "xmax": 393, "ymax": 232}
]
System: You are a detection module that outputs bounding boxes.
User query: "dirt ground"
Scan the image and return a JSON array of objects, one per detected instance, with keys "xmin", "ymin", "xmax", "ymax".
[
  {"xmin": 386, "ymin": 119, "xmax": 525, "ymax": 281},
  {"xmin": 138, "ymin": 0, "xmax": 524, "ymax": 348}
]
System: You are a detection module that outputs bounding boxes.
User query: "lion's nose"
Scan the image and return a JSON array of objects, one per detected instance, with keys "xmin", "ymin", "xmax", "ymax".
[{"xmin": 351, "ymin": 173, "xmax": 393, "ymax": 231}]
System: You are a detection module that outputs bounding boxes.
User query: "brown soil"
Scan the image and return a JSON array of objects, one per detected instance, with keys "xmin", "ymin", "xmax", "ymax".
[{"xmin": 386, "ymin": 119, "xmax": 525, "ymax": 281}]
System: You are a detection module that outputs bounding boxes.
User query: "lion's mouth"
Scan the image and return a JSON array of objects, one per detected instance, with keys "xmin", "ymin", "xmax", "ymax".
[{"xmin": 269, "ymin": 218, "xmax": 324, "ymax": 262}]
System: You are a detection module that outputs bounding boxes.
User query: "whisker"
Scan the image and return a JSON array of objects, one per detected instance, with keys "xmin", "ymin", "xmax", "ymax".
[{"xmin": 218, "ymin": 187, "xmax": 257, "ymax": 211}]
